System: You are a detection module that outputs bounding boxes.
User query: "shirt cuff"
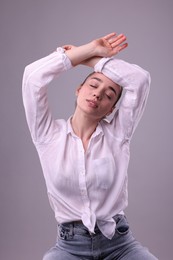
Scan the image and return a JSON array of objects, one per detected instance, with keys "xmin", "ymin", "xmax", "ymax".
[
  {"xmin": 56, "ymin": 47, "xmax": 73, "ymax": 70},
  {"xmin": 94, "ymin": 57, "xmax": 112, "ymax": 72},
  {"xmin": 94, "ymin": 57, "xmax": 123, "ymax": 86}
]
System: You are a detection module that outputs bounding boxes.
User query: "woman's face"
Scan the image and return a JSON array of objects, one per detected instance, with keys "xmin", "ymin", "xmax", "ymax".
[{"xmin": 76, "ymin": 72, "xmax": 122, "ymax": 120}]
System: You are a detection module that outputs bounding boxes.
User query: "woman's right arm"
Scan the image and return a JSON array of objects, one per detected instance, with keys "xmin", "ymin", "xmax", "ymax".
[
  {"xmin": 22, "ymin": 48, "xmax": 72, "ymax": 144},
  {"xmin": 64, "ymin": 33, "xmax": 127, "ymax": 67}
]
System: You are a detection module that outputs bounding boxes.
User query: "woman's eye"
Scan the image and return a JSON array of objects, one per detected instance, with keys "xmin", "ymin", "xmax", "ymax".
[
  {"xmin": 90, "ymin": 85, "xmax": 97, "ymax": 88},
  {"xmin": 106, "ymin": 94, "xmax": 111, "ymax": 100}
]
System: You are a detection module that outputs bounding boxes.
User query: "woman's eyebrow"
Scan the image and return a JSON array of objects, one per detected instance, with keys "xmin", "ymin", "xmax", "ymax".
[
  {"xmin": 90, "ymin": 77, "xmax": 117, "ymax": 95},
  {"xmin": 90, "ymin": 77, "xmax": 103, "ymax": 83}
]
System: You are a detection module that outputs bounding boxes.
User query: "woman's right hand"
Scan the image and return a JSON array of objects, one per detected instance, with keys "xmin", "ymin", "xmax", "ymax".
[
  {"xmin": 63, "ymin": 32, "xmax": 127, "ymax": 67},
  {"xmin": 92, "ymin": 32, "xmax": 128, "ymax": 58}
]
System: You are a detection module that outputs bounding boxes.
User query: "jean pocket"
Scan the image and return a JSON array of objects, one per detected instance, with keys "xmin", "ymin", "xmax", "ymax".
[
  {"xmin": 116, "ymin": 216, "xmax": 129, "ymax": 235},
  {"xmin": 57, "ymin": 224, "xmax": 73, "ymax": 240}
]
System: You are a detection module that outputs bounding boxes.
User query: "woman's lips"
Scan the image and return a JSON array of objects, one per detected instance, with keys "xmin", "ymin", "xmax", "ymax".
[{"xmin": 86, "ymin": 99, "xmax": 98, "ymax": 108}]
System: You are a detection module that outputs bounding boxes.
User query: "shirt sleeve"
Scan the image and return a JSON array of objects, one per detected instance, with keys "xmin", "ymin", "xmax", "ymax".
[
  {"xmin": 94, "ymin": 57, "xmax": 151, "ymax": 141},
  {"xmin": 22, "ymin": 47, "xmax": 72, "ymax": 144}
]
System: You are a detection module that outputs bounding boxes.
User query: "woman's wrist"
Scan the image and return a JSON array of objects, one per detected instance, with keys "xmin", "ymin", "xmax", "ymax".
[{"xmin": 65, "ymin": 41, "xmax": 96, "ymax": 66}]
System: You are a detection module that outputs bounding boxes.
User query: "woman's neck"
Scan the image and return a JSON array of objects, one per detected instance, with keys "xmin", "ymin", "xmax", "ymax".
[{"xmin": 71, "ymin": 112, "xmax": 99, "ymax": 150}]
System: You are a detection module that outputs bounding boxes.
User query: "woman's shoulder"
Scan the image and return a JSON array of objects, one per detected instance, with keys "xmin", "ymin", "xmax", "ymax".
[{"xmin": 55, "ymin": 118, "xmax": 68, "ymax": 130}]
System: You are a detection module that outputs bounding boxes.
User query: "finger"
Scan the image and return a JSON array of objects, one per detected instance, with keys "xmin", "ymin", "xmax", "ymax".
[
  {"xmin": 117, "ymin": 43, "xmax": 128, "ymax": 53},
  {"xmin": 108, "ymin": 34, "xmax": 126, "ymax": 47},
  {"xmin": 62, "ymin": 45, "xmax": 75, "ymax": 50},
  {"xmin": 62, "ymin": 45, "xmax": 70, "ymax": 50},
  {"xmin": 111, "ymin": 35, "xmax": 127, "ymax": 48},
  {"xmin": 111, "ymin": 34, "xmax": 126, "ymax": 43},
  {"xmin": 62, "ymin": 45, "xmax": 69, "ymax": 48},
  {"xmin": 103, "ymin": 32, "xmax": 116, "ymax": 40}
]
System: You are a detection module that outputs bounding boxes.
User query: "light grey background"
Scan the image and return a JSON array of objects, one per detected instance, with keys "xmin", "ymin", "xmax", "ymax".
[{"xmin": 0, "ymin": 0, "xmax": 172, "ymax": 259}]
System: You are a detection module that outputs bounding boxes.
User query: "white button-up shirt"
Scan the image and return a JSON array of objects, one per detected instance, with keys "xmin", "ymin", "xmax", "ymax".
[{"xmin": 22, "ymin": 48, "xmax": 150, "ymax": 239}]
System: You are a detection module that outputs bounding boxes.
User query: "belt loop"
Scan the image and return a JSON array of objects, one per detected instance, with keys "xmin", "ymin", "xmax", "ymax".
[{"xmin": 69, "ymin": 223, "xmax": 74, "ymax": 237}]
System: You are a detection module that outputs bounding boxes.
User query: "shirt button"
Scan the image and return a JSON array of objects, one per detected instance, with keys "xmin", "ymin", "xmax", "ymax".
[{"xmin": 81, "ymin": 189, "xmax": 87, "ymax": 195}]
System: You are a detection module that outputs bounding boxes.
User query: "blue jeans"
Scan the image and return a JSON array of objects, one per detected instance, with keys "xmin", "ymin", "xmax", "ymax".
[{"xmin": 43, "ymin": 215, "xmax": 158, "ymax": 260}]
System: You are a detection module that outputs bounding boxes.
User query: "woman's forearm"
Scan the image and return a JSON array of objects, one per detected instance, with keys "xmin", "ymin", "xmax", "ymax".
[
  {"xmin": 65, "ymin": 42, "xmax": 97, "ymax": 66},
  {"xmin": 65, "ymin": 33, "xmax": 127, "ymax": 67}
]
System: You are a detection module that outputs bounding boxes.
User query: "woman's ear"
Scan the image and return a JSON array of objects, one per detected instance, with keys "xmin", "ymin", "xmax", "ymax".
[{"xmin": 106, "ymin": 106, "xmax": 115, "ymax": 117}]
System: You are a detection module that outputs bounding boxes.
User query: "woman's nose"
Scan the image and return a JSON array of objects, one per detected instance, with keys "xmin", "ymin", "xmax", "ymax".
[{"xmin": 93, "ymin": 91, "xmax": 102, "ymax": 100}]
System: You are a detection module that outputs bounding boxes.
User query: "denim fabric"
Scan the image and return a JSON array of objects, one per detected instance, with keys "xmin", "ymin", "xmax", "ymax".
[{"xmin": 43, "ymin": 215, "xmax": 158, "ymax": 260}]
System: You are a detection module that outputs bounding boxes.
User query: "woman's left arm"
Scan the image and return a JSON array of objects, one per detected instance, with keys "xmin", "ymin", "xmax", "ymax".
[{"xmin": 94, "ymin": 57, "xmax": 151, "ymax": 140}]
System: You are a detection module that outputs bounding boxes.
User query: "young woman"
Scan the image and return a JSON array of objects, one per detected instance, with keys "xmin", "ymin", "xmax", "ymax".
[{"xmin": 22, "ymin": 32, "xmax": 158, "ymax": 259}]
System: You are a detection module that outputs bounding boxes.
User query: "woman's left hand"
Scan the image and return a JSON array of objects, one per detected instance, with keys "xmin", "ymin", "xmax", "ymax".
[{"xmin": 62, "ymin": 45, "xmax": 76, "ymax": 51}]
